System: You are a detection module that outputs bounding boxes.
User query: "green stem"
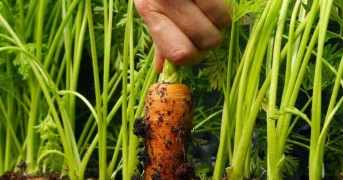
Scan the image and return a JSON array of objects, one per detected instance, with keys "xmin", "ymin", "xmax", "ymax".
[
  {"xmin": 228, "ymin": 74, "xmax": 271, "ymax": 180},
  {"xmin": 0, "ymin": 67, "xmax": 19, "ymax": 170},
  {"xmin": 267, "ymin": 0, "xmax": 288, "ymax": 179},
  {"xmin": 62, "ymin": 0, "xmax": 74, "ymax": 130},
  {"xmin": 127, "ymin": 0, "xmax": 138, "ymax": 175},
  {"xmin": 69, "ymin": 2, "xmax": 87, "ymax": 130},
  {"xmin": 98, "ymin": 0, "xmax": 113, "ymax": 179},
  {"xmin": 121, "ymin": 0, "xmax": 133, "ymax": 178},
  {"xmin": 313, "ymin": 93, "xmax": 343, "ymax": 178},
  {"xmin": 26, "ymin": 86, "xmax": 40, "ymax": 173},
  {"xmin": 310, "ymin": 0, "xmax": 336, "ymax": 178},
  {"xmin": 5, "ymin": 124, "xmax": 11, "ymax": 170},
  {"xmin": 108, "ymin": 129, "xmax": 123, "ymax": 176},
  {"xmin": 0, "ymin": 101, "xmax": 23, "ymax": 159},
  {"xmin": 44, "ymin": 0, "xmax": 81, "ymax": 69},
  {"xmin": 233, "ymin": 0, "xmax": 273, "ymax": 151},
  {"xmin": 127, "ymin": 45, "xmax": 157, "ymax": 177},
  {"xmin": 309, "ymin": 0, "xmax": 333, "ymax": 178},
  {"xmin": 159, "ymin": 60, "xmax": 181, "ymax": 83},
  {"xmin": 0, "ymin": 127, "xmax": 3, "ymax": 174},
  {"xmin": 226, "ymin": 1, "xmax": 284, "ymax": 179},
  {"xmin": 36, "ymin": 0, "xmax": 45, "ymax": 63},
  {"xmin": 29, "ymin": 56, "xmax": 79, "ymax": 180},
  {"xmin": 85, "ymin": 0, "xmax": 102, "ymax": 159},
  {"xmin": 77, "ymin": 73, "xmax": 121, "ymax": 154},
  {"xmin": 276, "ymin": 0, "xmax": 320, "ymax": 157},
  {"xmin": 284, "ymin": 0, "xmax": 303, "ymax": 89},
  {"xmin": 24, "ymin": 0, "xmax": 38, "ymax": 40},
  {"xmin": 79, "ymin": 96, "xmax": 123, "ymax": 179},
  {"xmin": 18, "ymin": 0, "xmax": 25, "ymax": 42},
  {"xmin": 47, "ymin": 3, "xmax": 62, "ymax": 48},
  {"xmin": 213, "ymin": 18, "xmax": 236, "ymax": 179},
  {"xmin": 25, "ymin": 0, "xmax": 47, "ymax": 173}
]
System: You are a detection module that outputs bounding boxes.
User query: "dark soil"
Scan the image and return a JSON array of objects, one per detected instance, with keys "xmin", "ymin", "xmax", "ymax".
[
  {"xmin": 0, "ymin": 171, "xmax": 69, "ymax": 180},
  {"xmin": 133, "ymin": 117, "xmax": 150, "ymax": 139}
]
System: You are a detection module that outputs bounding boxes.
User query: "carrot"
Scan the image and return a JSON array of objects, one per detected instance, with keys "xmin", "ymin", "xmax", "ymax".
[
  {"xmin": 133, "ymin": 60, "xmax": 195, "ymax": 179},
  {"xmin": 143, "ymin": 82, "xmax": 193, "ymax": 179}
]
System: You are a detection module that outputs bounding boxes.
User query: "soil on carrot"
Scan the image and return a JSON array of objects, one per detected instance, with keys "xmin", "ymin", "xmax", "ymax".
[
  {"xmin": 133, "ymin": 117, "xmax": 150, "ymax": 139},
  {"xmin": 0, "ymin": 171, "xmax": 69, "ymax": 180},
  {"xmin": 133, "ymin": 83, "xmax": 196, "ymax": 180}
]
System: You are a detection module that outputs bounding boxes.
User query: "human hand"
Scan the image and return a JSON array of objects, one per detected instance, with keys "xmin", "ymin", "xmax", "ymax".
[{"xmin": 134, "ymin": 0, "xmax": 231, "ymax": 72}]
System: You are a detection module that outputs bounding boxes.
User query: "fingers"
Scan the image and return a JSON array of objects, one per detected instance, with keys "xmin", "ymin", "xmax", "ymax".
[
  {"xmin": 135, "ymin": 1, "xmax": 207, "ymax": 66},
  {"xmin": 150, "ymin": 13, "xmax": 206, "ymax": 66},
  {"xmin": 134, "ymin": 0, "xmax": 231, "ymax": 70},
  {"xmin": 194, "ymin": 0, "xmax": 231, "ymax": 29},
  {"xmin": 158, "ymin": 0, "xmax": 222, "ymax": 51}
]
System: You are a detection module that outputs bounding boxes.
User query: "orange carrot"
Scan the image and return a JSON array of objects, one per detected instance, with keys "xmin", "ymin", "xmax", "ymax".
[{"xmin": 134, "ymin": 82, "xmax": 194, "ymax": 179}]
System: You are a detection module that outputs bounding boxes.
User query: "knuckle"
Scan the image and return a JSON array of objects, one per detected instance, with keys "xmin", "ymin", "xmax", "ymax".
[
  {"xmin": 165, "ymin": 46, "xmax": 207, "ymax": 66},
  {"xmin": 167, "ymin": 48, "xmax": 191, "ymax": 65},
  {"xmin": 166, "ymin": 47, "xmax": 204, "ymax": 66},
  {"xmin": 199, "ymin": 32, "xmax": 221, "ymax": 51}
]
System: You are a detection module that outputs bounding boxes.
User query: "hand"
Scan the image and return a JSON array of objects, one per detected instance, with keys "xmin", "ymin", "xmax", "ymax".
[{"xmin": 134, "ymin": 0, "xmax": 231, "ymax": 72}]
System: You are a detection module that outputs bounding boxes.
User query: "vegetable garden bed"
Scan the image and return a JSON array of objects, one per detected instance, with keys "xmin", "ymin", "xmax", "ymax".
[{"xmin": 0, "ymin": 0, "xmax": 342, "ymax": 180}]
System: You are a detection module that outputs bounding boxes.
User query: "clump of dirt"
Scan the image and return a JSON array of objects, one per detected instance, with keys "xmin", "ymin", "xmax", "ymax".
[
  {"xmin": 133, "ymin": 117, "xmax": 150, "ymax": 139},
  {"xmin": 133, "ymin": 117, "xmax": 152, "ymax": 168},
  {"xmin": 0, "ymin": 171, "xmax": 69, "ymax": 180},
  {"xmin": 137, "ymin": 147, "xmax": 150, "ymax": 165}
]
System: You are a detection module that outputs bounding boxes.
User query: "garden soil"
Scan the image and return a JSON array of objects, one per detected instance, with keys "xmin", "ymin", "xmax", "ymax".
[{"xmin": 0, "ymin": 171, "xmax": 69, "ymax": 180}]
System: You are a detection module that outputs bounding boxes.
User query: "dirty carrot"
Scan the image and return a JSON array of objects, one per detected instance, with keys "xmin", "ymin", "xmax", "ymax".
[{"xmin": 133, "ymin": 61, "xmax": 195, "ymax": 179}]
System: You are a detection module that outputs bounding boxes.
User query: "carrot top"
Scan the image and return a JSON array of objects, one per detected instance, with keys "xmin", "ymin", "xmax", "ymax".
[{"xmin": 159, "ymin": 60, "xmax": 181, "ymax": 83}]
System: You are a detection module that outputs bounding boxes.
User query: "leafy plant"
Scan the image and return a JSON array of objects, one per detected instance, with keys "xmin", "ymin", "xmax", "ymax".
[
  {"xmin": 35, "ymin": 115, "xmax": 64, "ymax": 173},
  {"xmin": 0, "ymin": 0, "xmax": 342, "ymax": 180}
]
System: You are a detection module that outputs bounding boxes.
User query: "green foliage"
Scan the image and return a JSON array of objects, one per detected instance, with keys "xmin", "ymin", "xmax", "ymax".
[
  {"xmin": 12, "ymin": 43, "xmax": 36, "ymax": 80},
  {"xmin": 249, "ymin": 130, "xmax": 300, "ymax": 179},
  {"xmin": 200, "ymin": 52, "xmax": 227, "ymax": 91},
  {"xmin": 195, "ymin": 163, "xmax": 211, "ymax": 180},
  {"xmin": 330, "ymin": 1, "xmax": 343, "ymax": 32},
  {"xmin": 324, "ymin": 120, "xmax": 343, "ymax": 178},
  {"xmin": 0, "ymin": 0, "xmax": 343, "ymax": 179},
  {"xmin": 250, "ymin": 148, "xmax": 267, "ymax": 179},
  {"xmin": 281, "ymin": 147, "xmax": 300, "ymax": 178},
  {"xmin": 230, "ymin": 0, "xmax": 267, "ymax": 23},
  {"xmin": 302, "ymin": 40, "xmax": 343, "ymax": 91},
  {"xmin": 35, "ymin": 115, "xmax": 64, "ymax": 173}
]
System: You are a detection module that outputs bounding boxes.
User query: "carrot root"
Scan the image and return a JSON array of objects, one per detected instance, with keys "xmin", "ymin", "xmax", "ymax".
[{"xmin": 134, "ymin": 82, "xmax": 195, "ymax": 180}]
